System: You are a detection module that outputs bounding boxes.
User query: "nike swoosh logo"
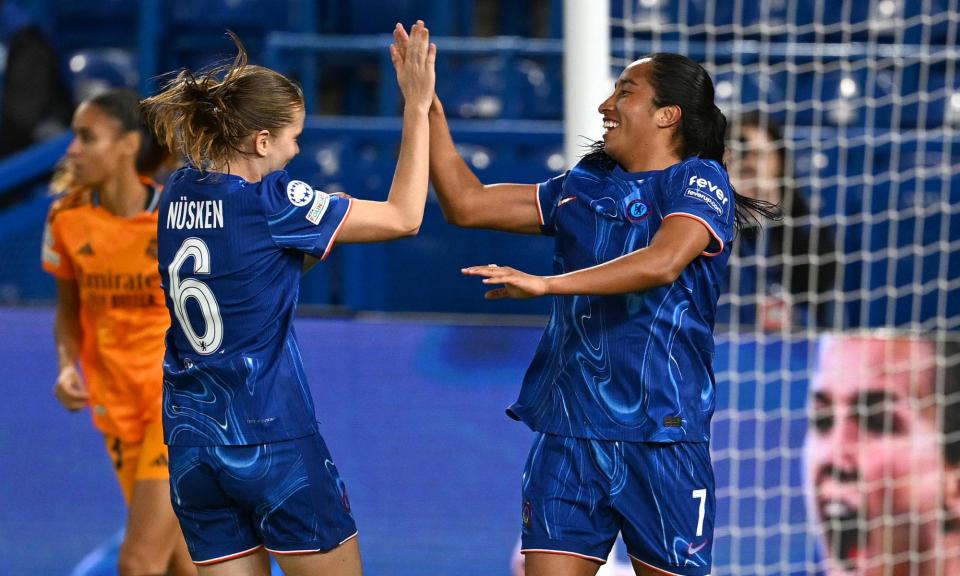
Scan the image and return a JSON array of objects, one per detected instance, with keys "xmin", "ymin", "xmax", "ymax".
[
  {"xmin": 558, "ymin": 196, "xmax": 577, "ymax": 206},
  {"xmin": 687, "ymin": 540, "xmax": 708, "ymax": 555}
]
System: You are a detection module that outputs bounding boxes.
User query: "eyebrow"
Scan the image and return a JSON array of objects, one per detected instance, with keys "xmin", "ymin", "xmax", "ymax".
[
  {"xmin": 856, "ymin": 390, "xmax": 899, "ymax": 409},
  {"xmin": 616, "ymin": 78, "xmax": 638, "ymax": 88},
  {"xmin": 813, "ymin": 389, "xmax": 900, "ymax": 407}
]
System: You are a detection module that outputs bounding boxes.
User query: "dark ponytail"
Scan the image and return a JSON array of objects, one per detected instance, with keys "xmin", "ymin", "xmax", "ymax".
[{"xmin": 704, "ymin": 104, "xmax": 727, "ymax": 163}]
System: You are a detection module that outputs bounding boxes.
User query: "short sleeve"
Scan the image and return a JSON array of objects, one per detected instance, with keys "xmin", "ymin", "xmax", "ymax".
[
  {"xmin": 259, "ymin": 171, "xmax": 352, "ymax": 261},
  {"xmin": 536, "ymin": 172, "xmax": 567, "ymax": 235},
  {"xmin": 662, "ymin": 160, "xmax": 734, "ymax": 256},
  {"xmin": 41, "ymin": 207, "xmax": 74, "ymax": 278}
]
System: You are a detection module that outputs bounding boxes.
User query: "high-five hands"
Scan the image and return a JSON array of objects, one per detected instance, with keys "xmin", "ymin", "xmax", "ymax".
[
  {"xmin": 462, "ymin": 264, "xmax": 550, "ymax": 300},
  {"xmin": 394, "ymin": 20, "xmax": 544, "ymax": 301},
  {"xmin": 390, "ymin": 20, "xmax": 436, "ymax": 114}
]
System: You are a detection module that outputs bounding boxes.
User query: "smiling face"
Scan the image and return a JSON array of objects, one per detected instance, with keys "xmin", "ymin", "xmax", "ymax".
[
  {"xmin": 597, "ymin": 59, "xmax": 670, "ymax": 171},
  {"xmin": 807, "ymin": 336, "xmax": 945, "ymax": 576}
]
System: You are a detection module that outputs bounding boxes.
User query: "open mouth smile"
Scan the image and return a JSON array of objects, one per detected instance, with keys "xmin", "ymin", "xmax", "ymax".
[{"xmin": 820, "ymin": 498, "xmax": 864, "ymax": 571}]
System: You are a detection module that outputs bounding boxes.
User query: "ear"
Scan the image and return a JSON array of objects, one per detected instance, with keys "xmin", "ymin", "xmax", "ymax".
[
  {"xmin": 119, "ymin": 130, "xmax": 141, "ymax": 159},
  {"xmin": 254, "ymin": 129, "xmax": 271, "ymax": 158},
  {"xmin": 656, "ymin": 104, "xmax": 682, "ymax": 129}
]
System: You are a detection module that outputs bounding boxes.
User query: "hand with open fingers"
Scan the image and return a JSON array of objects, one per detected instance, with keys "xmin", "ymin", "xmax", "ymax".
[
  {"xmin": 54, "ymin": 364, "xmax": 89, "ymax": 411},
  {"xmin": 392, "ymin": 21, "xmax": 412, "ymax": 64},
  {"xmin": 462, "ymin": 264, "xmax": 550, "ymax": 300},
  {"xmin": 390, "ymin": 20, "xmax": 436, "ymax": 113},
  {"xmin": 394, "ymin": 26, "xmax": 442, "ymax": 113}
]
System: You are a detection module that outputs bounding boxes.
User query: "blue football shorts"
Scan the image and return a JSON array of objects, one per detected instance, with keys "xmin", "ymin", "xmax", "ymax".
[
  {"xmin": 519, "ymin": 432, "xmax": 715, "ymax": 576},
  {"xmin": 168, "ymin": 433, "xmax": 357, "ymax": 565}
]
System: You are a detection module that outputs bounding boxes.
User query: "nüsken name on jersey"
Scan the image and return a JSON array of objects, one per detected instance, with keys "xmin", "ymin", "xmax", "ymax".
[{"xmin": 166, "ymin": 197, "xmax": 225, "ymax": 230}]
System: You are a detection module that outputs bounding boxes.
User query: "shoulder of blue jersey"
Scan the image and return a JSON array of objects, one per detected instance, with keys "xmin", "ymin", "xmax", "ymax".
[
  {"xmin": 675, "ymin": 159, "xmax": 730, "ymax": 216},
  {"xmin": 281, "ymin": 177, "xmax": 331, "ymax": 225},
  {"xmin": 286, "ymin": 178, "xmax": 314, "ymax": 206},
  {"xmin": 304, "ymin": 188, "xmax": 331, "ymax": 225}
]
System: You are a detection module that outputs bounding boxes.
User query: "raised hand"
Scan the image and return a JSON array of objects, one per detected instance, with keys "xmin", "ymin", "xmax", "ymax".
[
  {"xmin": 390, "ymin": 20, "xmax": 436, "ymax": 114},
  {"xmin": 54, "ymin": 364, "xmax": 89, "ymax": 411},
  {"xmin": 462, "ymin": 264, "xmax": 550, "ymax": 300}
]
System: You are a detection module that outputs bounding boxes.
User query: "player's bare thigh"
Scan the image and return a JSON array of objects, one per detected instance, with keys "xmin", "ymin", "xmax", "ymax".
[
  {"xmin": 525, "ymin": 551, "xmax": 666, "ymax": 576},
  {"xmin": 629, "ymin": 556, "xmax": 675, "ymax": 576},
  {"xmin": 190, "ymin": 532, "xmax": 362, "ymax": 576},
  {"xmin": 121, "ymin": 478, "xmax": 195, "ymax": 576},
  {"xmin": 196, "ymin": 548, "xmax": 271, "ymax": 576},
  {"xmin": 271, "ymin": 536, "xmax": 363, "ymax": 576},
  {"xmin": 524, "ymin": 551, "xmax": 602, "ymax": 576}
]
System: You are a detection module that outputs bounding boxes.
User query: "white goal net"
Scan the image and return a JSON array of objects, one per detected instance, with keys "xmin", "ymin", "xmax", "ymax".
[{"xmin": 595, "ymin": 2, "xmax": 960, "ymax": 575}]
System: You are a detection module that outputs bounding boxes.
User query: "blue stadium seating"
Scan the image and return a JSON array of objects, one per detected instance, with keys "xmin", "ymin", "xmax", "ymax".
[
  {"xmin": 0, "ymin": 0, "xmax": 957, "ymax": 328},
  {"xmin": 170, "ymin": 0, "xmax": 304, "ymax": 29},
  {"xmin": 66, "ymin": 48, "xmax": 138, "ymax": 103},
  {"xmin": 439, "ymin": 56, "xmax": 561, "ymax": 120}
]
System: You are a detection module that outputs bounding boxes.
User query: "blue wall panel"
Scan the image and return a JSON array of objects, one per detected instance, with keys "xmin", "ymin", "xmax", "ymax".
[{"xmin": 0, "ymin": 307, "xmax": 820, "ymax": 575}]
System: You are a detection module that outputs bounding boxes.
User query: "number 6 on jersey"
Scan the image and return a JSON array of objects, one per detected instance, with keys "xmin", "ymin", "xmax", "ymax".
[{"xmin": 169, "ymin": 237, "xmax": 223, "ymax": 355}]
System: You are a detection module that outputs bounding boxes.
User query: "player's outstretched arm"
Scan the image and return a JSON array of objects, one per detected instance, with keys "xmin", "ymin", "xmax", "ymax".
[
  {"xmin": 463, "ymin": 216, "xmax": 711, "ymax": 298},
  {"xmin": 428, "ymin": 95, "xmax": 542, "ymax": 233},
  {"xmin": 390, "ymin": 23, "xmax": 542, "ymax": 234},
  {"xmin": 53, "ymin": 278, "xmax": 88, "ymax": 410},
  {"xmin": 336, "ymin": 21, "xmax": 435, "ymax": 244}
]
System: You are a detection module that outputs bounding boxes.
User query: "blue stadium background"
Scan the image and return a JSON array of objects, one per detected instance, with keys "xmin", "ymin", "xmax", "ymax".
[
  {"xmin": 1, "ymin": 0, "xmax": 957, "ymax": 324},
  {"xmin": 0, "ymin": 1, "xmax": 957, "ymax": 574},
  {"xmin": 0, "ymin": 308, "xmax": 816, "ymax": 575}
]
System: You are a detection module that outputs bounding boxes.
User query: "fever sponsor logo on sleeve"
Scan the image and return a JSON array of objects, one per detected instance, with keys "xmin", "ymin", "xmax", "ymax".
[
  {"xmin": 286, "ymin": 179, "xmax": 315, "ymax": 207},
  {"xmin": 685, "ymin": 175, "xmax": 728, "ymax": 215},
  {"xmin": 305, "ymin": 190, "xmax": 331, "ymax": 224},
  {"xmin": 683, "ymin": 188, "xmax": 723, "ymax": 214}
]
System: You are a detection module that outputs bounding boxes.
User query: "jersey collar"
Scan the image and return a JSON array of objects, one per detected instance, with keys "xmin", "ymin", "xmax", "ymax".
[
  {"xmin": 90, "ymin": 181, "xmax": 160, "ymax": 213},
  {"xmin": 145, "ymin": 185, "xmax": 161, "ymax": 212},
  {"xmin": 612, "ymin": 164, "xmax": 661, "ymax": 181}
]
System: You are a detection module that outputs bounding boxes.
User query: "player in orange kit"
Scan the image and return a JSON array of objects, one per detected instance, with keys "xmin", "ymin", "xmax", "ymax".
[{"xmin": 42, "ymin": 88, "xmax": 194, "ymax": 576}]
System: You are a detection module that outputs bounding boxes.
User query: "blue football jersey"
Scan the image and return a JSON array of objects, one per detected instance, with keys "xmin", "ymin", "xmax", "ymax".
[
  {"xmin": 157, "ymin": 167, "xmax": 352, "ymax": 446},
  {"xmin": 509, "ymin": 156, "xmax": 735, "ymax": 443}
]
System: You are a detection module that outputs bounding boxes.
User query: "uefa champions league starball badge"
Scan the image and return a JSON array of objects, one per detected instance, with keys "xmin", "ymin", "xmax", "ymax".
[{"xmin": 287, "ymin": 180, "xmax": 314, "ymax": 207}]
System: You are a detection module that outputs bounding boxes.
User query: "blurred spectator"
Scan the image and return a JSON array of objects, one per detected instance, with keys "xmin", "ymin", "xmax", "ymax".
[
  {"xmin": 726, "ymin": 112, "xmax": 839, "ymax": 330},
  {"xmin": 0, "ymin": 0, "xmax": 73, "ymax": 158}
]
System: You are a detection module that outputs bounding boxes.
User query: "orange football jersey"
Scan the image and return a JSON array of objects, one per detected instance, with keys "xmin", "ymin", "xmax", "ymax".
[{"xmin": 42, "ymin": 184, "xmax": 169, "ymax": 443}]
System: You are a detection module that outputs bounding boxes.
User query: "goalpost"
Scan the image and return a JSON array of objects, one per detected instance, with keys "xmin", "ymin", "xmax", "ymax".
[
  {"xmin": 566, "ymin": 2, "xmax": 960, "ymax": 574},
  {"xmin": 563, "ymin": 0, "xmax": 612, "ymax": 167}
]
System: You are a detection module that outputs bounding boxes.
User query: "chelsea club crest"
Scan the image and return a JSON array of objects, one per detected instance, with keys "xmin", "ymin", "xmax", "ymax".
[{"xmin": 626, "ymin": 198, "xmax": 649, "ymax": 222}]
